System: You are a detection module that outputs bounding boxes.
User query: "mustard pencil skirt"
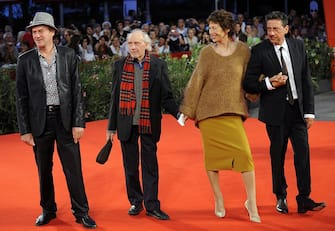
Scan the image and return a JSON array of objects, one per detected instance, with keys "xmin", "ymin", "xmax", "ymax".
[{"xmin": 198, "ymin": 115, "xmax": 254, "ymax": 172}]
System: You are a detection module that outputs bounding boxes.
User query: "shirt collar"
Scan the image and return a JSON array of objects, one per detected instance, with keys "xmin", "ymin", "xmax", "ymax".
[
  {"xmin": 133, "ymin": 58, "xmax": 144, "ymax": 70},
  {"xmin": 37, "ymin": 46, "xmax": 57, "ymax": 59},
  {"xmin": 274, "ymin": 39, "xmax": 288, "ymax": 52}
]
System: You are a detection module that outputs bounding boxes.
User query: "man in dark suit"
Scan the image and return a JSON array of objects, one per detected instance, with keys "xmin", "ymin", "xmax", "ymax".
[
  {"xmin": 243, "ymin": 11, "xmax": 325, "ymax": 214},
  {"xmin": 107, "ymin": 29, "xmax": 181, "ymax": 220},
  {"xmin": 16, "ymin": 12, "xmax": 96, "ymax": 228}
]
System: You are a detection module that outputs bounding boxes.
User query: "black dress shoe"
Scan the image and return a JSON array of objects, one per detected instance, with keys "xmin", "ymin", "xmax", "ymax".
[
  {"xmin": 128, "ymin": 204, "xmax": 144, "ymax": 215},
  {"xmin": 297, "ymin": 198, "xmax": 326, "ymax": 214},
  {"xmin": 276, "ymin": 198, "xmax": 288, "ymax": 214},
  {"xmin": 75, "ymin": 214, "xmax": 97, "ymax": 229},
  {"xmin": 146, "ymin": 209, "xmax": 170, "ymax": 220},
  {"xmin": 35, "ymin": 212, "xmax": 56, "ymax": 226}
]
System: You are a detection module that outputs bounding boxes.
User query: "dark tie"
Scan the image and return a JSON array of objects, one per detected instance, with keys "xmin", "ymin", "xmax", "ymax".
[{"xmin": 279, "ymin": 47, "xmax": 294, "ymax": 105}]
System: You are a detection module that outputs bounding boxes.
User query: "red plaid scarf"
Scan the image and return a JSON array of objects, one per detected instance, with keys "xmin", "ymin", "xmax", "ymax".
[{"xmin": 119, "ymin": 52, "xmax": 151, "ymax": 134}]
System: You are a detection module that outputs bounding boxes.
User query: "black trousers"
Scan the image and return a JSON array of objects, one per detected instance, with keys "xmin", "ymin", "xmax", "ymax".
[
  {"xmin": 33, "ymin": 110, "xmax": 89, "ymax": 216},
  {"xmin": 120, "ymin": 125, "xmax": 160, "ymax": 211},
  {"xmin": 266, "ymin": 101, "xmax": 311, "ymax": 200}
]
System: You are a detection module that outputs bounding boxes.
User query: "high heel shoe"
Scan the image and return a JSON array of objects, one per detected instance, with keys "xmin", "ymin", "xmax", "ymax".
[
  {"xmin": 244, "ymin": 200, "xmax": 261, "ymax": 223},
  {"xmin": 215, "ymin": 202, "xmax": 226, "ymax": 218}
]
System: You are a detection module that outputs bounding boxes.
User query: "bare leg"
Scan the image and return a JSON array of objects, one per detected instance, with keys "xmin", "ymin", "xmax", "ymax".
[
  {"xmin": 207, "ymin": 170, "xmax": 225, "ymax": 218},
  {"xmin": 242, "ymin": 170, "xmax": 261, "ymax": 223}
]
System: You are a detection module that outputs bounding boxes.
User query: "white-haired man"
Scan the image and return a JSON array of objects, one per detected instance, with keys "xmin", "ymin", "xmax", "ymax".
[{"xmin": 107, "ymin": 29, "xmax": 181, "ymax": 220}]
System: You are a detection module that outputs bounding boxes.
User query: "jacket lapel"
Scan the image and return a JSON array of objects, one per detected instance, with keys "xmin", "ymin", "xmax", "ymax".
[
  {"xmin": 149, "ymin": 55, "xmax": 157, "ymax": 91},
  {"xmin": 264, "ymin": 39, "xmax": 282, "ymax": 71},
  {"xmin": 286, "ymin": 39, "xmax": 298, "ymax": 76},
  {"xmin": 32, "ymin": 49, "xmax": 45, "ymax": 88},
  {"xmin": 55, "ymin": 46, "xmax": 62, "ymax": 84}
]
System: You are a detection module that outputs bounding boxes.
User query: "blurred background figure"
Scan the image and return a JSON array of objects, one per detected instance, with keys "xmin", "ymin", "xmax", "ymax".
[
  {"xmin": 155, "ymin": 36, "xmax": 170, "ymax": 55},
  {"xmin": 184, "ymin": 28, "xmax": 198, "ymax": 51},
  {"xmin": 79, "ymin": 35, "xmax": 96, "ymax": 62},
  {"xmin": 233, "ymin": 21, "xmax": 247, "ymax": 42},
  {"xmin": 109, "ymin": 36, "xmax": 123, "ymax": 57},
  {"xmin": 0, "ymin": 32, "xmax": 18, "ymax": 66}
]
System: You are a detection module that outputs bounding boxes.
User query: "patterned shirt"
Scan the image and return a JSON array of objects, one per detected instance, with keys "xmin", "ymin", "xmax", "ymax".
[{"xmin": 38, "ymin": 48, "xmax": 60, "ymax": 105}]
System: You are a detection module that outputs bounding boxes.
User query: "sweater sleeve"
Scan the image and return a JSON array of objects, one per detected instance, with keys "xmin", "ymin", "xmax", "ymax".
[{"xmin": 179, "ymin": 48, "xmax": 206, "ymax": 120}]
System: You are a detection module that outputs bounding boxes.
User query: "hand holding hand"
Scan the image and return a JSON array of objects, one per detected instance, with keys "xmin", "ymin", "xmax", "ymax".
[{"xmin": 270, "ymin": 72, "xmax": 288, "ymax": 88}]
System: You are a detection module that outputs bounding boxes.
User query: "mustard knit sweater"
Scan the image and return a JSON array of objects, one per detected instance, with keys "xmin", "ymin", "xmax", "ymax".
[{"xmin": 180, "ymin": 42, "xmax": 250, "ymax": 125}]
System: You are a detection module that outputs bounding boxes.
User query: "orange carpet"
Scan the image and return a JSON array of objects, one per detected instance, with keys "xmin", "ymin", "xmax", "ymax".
[{"xmin": 0, "ymin": 116, "xmax": 334, "ymax": 231}]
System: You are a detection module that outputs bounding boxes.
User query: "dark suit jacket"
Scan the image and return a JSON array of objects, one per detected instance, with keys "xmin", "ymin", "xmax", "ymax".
[
  {"xmin": 107, "ymin": 55, "xmax": 179, "ymax": 142},
  {"xmin": 16, "ymin": 46, "xmax": 85, "ymax": 137},
  {"xmin": 243, "ymin": 38, "xmax": 314, "ymax": 125}
]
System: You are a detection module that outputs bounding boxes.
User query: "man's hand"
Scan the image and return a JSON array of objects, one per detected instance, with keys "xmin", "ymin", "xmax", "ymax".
[
  {"xmin": 305, "ymin": 118, "xmax": 314, "ymax": 129},
  {"xmin": 245, "ymin": 93, "xmax": 260, "ymax": 102},
  {"xmin": 270, "ymin": 72, "xmax": 288, "ymax": 88},
  {"xmin": 72, "ymin": 127, "xmax": 84, "ymax": 143},
  {"xmin": 21, "ymin": 133, "xmax": 35, "ymax": 146},
  {"xmin": 106, "ymin": 130, "xmax": 116, "ymax": 142}
]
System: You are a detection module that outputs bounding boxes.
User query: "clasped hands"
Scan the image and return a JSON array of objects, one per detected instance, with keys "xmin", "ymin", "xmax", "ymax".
[
  {"xmin": 245, "ymin": 72, "xmax": 288, "ymax": 103},
  {"xmin": 270, "ymin": 72, "xmax": 288, "ymax": 88}
]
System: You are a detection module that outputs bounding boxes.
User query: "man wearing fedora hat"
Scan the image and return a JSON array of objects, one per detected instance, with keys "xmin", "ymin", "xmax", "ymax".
[{"xmin": 16, "ymin": 12, "xmax": 97, "ymax": 228}]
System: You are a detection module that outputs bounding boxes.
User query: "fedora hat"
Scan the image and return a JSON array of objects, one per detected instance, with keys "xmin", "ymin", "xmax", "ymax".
[{"xmin": 26, "ymin": 12, "xmax": 58, "ymax": 31}]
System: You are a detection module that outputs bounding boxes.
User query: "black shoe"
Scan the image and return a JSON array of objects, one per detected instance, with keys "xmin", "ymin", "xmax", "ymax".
[
  {"xmin": 276, "ymin": 198, "xmax": 288, "ymax": 214},
  {"xmin": 128, "ymin": 204, "xmax": 144, "ymax": 216},
  {"xmin": 35, "ymin": 212, "xmax": 56, "ymax": 226},
  {"xmin": 146, "ymin": 209, "xmax": 170, "ymax": 220},
  {"xmin": 297, "ymin": 198, "xmax": 326, "ymax": 214},
  {"xmin": 75, "ymin": 214, "xmax": 97, "ymax": 229}
]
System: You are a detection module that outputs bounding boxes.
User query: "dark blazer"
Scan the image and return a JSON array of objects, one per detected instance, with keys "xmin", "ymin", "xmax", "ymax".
[
  {"xmin": 243, "ymin": 38, "xmax": 314, "ymax": 125},
  {"xmin": 107, "ymin": 55, "xmax": 179, "ymax": 142},
  {"xmin": 16, "ymin": 46, "xmax": 85, "ymax": 137}
]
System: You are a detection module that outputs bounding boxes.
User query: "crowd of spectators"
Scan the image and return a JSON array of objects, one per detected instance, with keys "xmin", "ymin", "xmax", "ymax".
[{"xmin": 0, "ymin": 8, "xmax": 326, "ymax": 67}]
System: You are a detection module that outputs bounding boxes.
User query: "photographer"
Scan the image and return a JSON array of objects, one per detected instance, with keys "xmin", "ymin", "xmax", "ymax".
[{"xmin": 166, "ymin": 25, "xmax": 186, "ymax": 52}]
